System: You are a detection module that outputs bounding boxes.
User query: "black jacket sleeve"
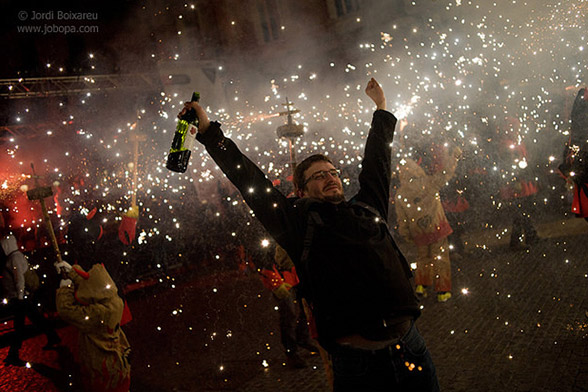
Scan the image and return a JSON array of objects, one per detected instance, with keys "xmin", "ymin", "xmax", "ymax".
[
  {"xmin": 354, "ymin": 110, "xmax": 398, "ymax": 218},
  {"xmin": 196, "ymin": 122, "xmax": 301, "ymax": 256}
]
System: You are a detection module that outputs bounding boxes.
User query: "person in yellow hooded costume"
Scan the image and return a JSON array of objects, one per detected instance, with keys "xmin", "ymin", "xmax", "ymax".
[
  {"xmin": 55, "ymin": 260, "xmax": 131, "ymax": 392},
  {"xmin": 395, "ymin": 145, "xmax": 461, "ymax": 302}
]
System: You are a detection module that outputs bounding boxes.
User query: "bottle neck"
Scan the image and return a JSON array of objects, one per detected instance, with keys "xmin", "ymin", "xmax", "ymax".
[{"xmin": 181, "ymin": 109, "xmax": 198, "ymax": 124}]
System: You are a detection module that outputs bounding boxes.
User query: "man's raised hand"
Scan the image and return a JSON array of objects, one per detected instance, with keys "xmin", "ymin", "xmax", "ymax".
[
  {"xmin": 179, "ymin": 101, "xmax": 211, "ymax": 134},
  {"xmin": 365, "ymin": 78, "xmax": 386, "ymax": 111}
]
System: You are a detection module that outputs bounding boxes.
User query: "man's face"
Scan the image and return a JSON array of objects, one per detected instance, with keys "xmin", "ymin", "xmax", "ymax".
[{"xmin": 299, "ymin": 161, "xmax": 345, "ymax": 203}]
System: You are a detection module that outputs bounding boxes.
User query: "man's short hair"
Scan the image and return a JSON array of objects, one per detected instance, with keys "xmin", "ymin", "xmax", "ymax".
[{"xmin": 293, "ymin": 154, "xmax": 334, "ymax": 191}]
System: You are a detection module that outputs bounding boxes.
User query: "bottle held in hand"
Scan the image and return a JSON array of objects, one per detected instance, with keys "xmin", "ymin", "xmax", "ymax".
[{"xmin": 166, "ymin": 92, "xmax": 200, "ymax": 173}]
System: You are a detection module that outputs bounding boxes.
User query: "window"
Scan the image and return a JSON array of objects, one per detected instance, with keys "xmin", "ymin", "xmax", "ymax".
[{"xmin": 257, "ymin": 0, "xmax": 281, "ymax": 43}]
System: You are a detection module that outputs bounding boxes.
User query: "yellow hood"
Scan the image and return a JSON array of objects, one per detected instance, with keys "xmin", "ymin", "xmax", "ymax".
[{"xmin": 71, "ymin": 264, "xmax": 119, "ymax": 306}]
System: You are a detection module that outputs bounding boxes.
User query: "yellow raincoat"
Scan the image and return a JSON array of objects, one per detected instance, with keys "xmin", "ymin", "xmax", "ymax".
[
  {"xmin": 56, "ymin": 264, "xmax": 131, "ymax": 392},
  {"xmin": 395, "ymin": 150, "xmax": 459, "ymax": 246},
  {"xmin": 395, "ymin": 147, "xmax": 460, "ymax": 293}
]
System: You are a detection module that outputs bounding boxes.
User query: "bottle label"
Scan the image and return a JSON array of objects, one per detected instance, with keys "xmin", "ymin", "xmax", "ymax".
[
  {"xmin": 170, "ymin": 120, "xmax": 197, "ymax": 153},
  {"xmin": 184, "ymin": 124, "xmax": 198, "ymax": 151}
]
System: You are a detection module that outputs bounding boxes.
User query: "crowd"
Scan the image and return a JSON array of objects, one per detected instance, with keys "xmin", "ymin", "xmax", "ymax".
[{"xmin": 1, "ymin": 82, "xmax": 586, "ymax": 391}]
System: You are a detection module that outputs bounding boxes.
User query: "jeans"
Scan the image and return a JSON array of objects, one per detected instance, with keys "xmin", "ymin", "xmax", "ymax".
[
  {"xmin": 331, "ymin": 322, "xmax": 440, "ymax": 392},
  {"xmin": 506, "ymin": 198, "xmax": 538, "ymax": 246}
]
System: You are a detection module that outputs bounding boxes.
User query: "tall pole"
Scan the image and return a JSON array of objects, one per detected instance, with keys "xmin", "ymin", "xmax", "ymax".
[
  {"xmin": 129, "ymin": 122, "xmax": 146, "ymax": 210},
  {"xmin": 288, "ymin": 138, "xmax": 297, "ymax": 174},
  {"xmin": 276, "ymin": 98, "xmax": 303, "ymax": 177},
  {"xmin": 131, "ymin": 132, "xmax": 139, "ymax": 209},
  {"xmin": 27, "ymin": 163, "xmax": 63, "ymax": 263}
]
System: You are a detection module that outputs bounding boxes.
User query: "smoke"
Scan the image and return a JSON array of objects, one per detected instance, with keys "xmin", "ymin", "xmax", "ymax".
[{"xmin": 1, "ymin": 0, "xmax": 587, "ymax": 249}]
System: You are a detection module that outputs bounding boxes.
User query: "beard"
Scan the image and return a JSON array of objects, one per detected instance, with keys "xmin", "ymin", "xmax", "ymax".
[{"xmin": 323, "ymin": 191, "xmax": 345, "ymax": 203}]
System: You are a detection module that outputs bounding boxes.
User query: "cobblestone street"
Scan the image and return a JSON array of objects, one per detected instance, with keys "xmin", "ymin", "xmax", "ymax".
[
  {"xmin": 1, "ymin": 217, "xmax": 587, "ymax": 391},
  {"xmin": 235, "ymin": 217, "xmax": 588, "ymax": 392}
]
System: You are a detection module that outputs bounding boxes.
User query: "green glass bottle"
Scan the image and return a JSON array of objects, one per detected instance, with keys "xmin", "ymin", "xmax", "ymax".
[{"xmin": 166, "ymin": 92, "xmax": 200, "ymax": 173}]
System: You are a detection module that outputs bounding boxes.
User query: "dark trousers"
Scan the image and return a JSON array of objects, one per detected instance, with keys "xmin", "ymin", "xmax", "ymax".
[
  {"xmin": 6, "ymin": 298, "xmax": 59, "ymax": 357},
  {"xmin": 507, "ymin": 199, "xmax": 538, "ymax": 246},
  {"xmin": 276, "ymin": 290, "xmax": 312, "ymax": 355},
  {"xmin": 445, "ymin": 211, "xmax": 466, "ymax": 254},
  {"xmin": 331, "ymin": 322, "xmax": 440, "ymax": 392}
]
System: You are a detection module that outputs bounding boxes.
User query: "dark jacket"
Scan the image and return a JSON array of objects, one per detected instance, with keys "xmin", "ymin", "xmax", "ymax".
[{"xmin": 197, "ymin": 110, "xmax": 420, "ymax": 350}]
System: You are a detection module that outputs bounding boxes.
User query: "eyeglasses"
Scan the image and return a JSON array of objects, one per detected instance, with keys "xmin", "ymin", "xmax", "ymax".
[{"xmin": 303, "ymin": 169, "xmax": 341, "ymax": 187}]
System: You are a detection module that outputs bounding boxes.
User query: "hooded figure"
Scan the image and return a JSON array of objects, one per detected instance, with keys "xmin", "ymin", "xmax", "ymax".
[
  {"xmin": 1, "ymin": 234, "xmax": 28, "ymax": 301},
  {"xmin": 56, "ymin": 263, "xmax": 131, "ymax": 392},
  {"xmin": 1, "ymin": 234, "xmax": 61, "ymax": 366},
  {"xmin": 395, "ymin": 146, "xmax": 460, "ymax": 302},
  {"xmin": 395, "ymin": 155, "xmax": 458, "ymax": 246}
]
